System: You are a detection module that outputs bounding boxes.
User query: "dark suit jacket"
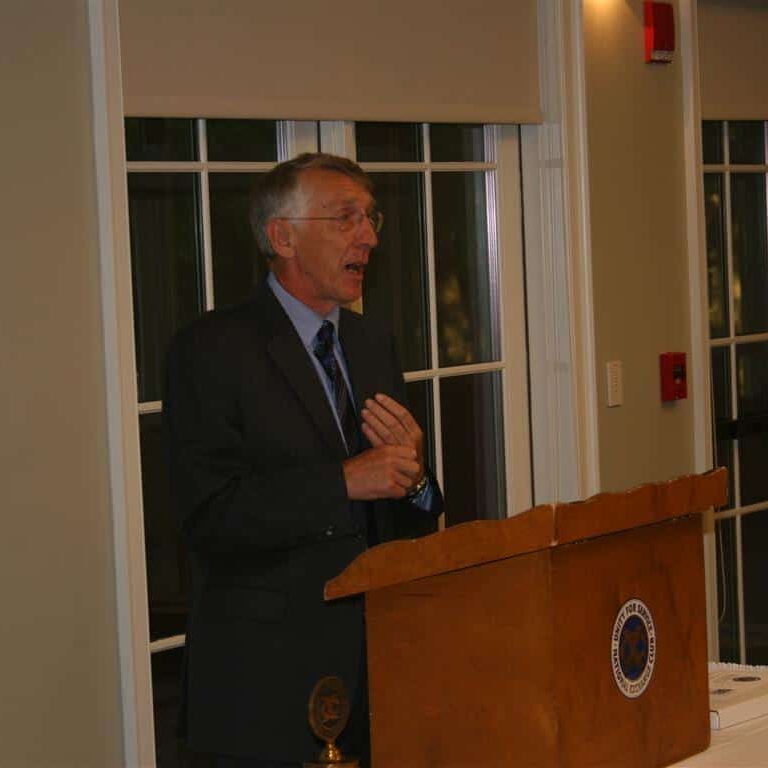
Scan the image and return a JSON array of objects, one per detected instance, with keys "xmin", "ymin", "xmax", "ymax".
[{"xmin": 164, "ymin": 281, "xmax": 440, "ymax": 762}]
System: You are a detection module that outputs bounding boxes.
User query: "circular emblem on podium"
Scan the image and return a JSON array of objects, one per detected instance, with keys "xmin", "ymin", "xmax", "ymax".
[{"xmin": 611, "ymin": 599, "xmax": 656, "ymax": 699}]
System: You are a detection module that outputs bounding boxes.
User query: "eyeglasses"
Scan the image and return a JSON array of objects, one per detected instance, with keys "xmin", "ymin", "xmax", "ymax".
[{"xmin": 276, "ymin": 207, "xmax": 384, "ymax": 234}]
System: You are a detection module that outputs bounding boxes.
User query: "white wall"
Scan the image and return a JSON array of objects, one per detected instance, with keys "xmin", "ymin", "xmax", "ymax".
[{"xmin": 0, "ymin": 2, "xmax": 124, "ymax": 765}]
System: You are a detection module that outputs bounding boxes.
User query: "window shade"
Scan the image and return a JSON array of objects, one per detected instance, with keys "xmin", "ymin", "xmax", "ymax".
[
  {"xmin": 119, "ymin": 0, "xmax": 541, "ymax": 124},
  {"xmin": 699, "ymin": 0, "xmax": 768, "ymax": 120}
]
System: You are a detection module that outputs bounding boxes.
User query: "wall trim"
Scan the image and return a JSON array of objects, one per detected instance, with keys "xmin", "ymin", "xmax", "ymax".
[
  {"xmin": 566, "ymin": 0, "xmax": 600, "ymax": 499},
  {"xmin": 522, "ymin": 0, "xmax": 599, "ymax": 505},
  {"xmin": 88, "ymin": 0, "xmax": 156, "ymax": 764},
  {"xmin": 678, "ymin": 0, "xmax": 718, "ymax": 660}
]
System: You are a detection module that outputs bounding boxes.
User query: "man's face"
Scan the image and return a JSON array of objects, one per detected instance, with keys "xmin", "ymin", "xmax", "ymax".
[{"xmin": 274, "ymin": 169, "xmax": 378, "ymax": 316}]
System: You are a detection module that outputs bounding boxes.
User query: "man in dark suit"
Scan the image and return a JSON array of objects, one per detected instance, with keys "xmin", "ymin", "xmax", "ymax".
[{"xmin": 165, "ymin": 153, "xmax": 442, "ymax": 768}]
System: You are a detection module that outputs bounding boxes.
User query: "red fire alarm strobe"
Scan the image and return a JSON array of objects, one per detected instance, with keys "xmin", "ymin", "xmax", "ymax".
[
  {"xmin": 660, "ymin": 352, "xmax": 687, "ymax": 402},
  {"xmin": 644, "ymin": 1, "xmax": 675, "ymax": 64}
]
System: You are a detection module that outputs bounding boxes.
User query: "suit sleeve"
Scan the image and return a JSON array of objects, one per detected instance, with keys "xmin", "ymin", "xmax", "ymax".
[{"xmin": 164, "ymin": 326, "xmax": 353, "ymax": 555}]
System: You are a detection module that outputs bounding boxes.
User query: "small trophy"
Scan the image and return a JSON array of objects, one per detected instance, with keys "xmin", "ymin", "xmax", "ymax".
[{"xmin": 304, "ymin": 676, "xmax": 359, "ymax": 768}]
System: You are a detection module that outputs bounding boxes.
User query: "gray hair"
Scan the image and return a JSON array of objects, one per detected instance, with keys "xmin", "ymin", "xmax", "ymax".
[{"xmin": 249, "ymin": 152, "xmax": 374, "ymax": 259}]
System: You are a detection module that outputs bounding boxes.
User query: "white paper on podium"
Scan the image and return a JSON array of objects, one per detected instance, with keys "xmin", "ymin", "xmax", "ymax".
[{"xmin": 708, "ymin": 662, "xmax": 768, "ymax": 730}]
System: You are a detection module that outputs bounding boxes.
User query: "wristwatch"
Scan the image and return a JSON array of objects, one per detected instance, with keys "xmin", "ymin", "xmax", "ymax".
[{"xmin": 406, "ymin": 473, "xmax": 428, "ymax": 500}]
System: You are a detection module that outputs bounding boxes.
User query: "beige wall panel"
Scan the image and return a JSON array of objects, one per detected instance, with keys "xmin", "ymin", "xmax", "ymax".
[
  {"xmin": 119, "ymin": 0, "xmax": 541, "ymax": 123},
  {"xmin": 699, "ymin": 0, "xmax": 768, "ymax": 119},
  {"xmin": 583, "ymin": 0, "xmax": 694, "ymax": 491},
  {"xmin": 0, "ymin": 2, "xmax": 123, "ymax": 766}
]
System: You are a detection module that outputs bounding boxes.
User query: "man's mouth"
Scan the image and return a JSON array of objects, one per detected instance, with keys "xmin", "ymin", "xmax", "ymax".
[{"xmin": 345, "ymin": 263, "xmax": 366, "ymax": 274}]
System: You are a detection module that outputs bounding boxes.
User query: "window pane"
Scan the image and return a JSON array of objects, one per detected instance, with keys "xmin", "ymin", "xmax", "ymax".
[
  {"xmin": 704, "ymin": 174, "xmax": 729, "ymax": 338},
  {"xmin": 712, "ymin": 347, "xmax": 731, "ymax": 423},
  {"xmin": 430, "ymin": 124, "xmax": 486, "ymax": 162},
  {"xmin": 125, "ymin": 118, "xmax": 197, "ymax": 162},
  {"xmin": 736, "ymin": 342, "xmax": 768, "ymax": 417},
  {"xmin": 356, "ymin": 122, "xmax": 423, "ymax": 163},
  {"xmin": 743, "ymin": 509, "xmax": 768, "ymax": 664},
  {"xmin": 209, "ymin": 172, "xmax": 264, "ymax": 307},
  {"xmin": 711, "ymin": 347, "xmax": 735, "ymax": 507},
  {"xmin": 702, "ymin": 121, "xmax": 723, "ymax": 165},
  {"xmin": 365, "ymin": 173, "xmax": 430, "ymax": 371},
  {"xmin": 206, "ymin": 119, "xmax": 278, "ymax": 162},
  {"xmin": 405, "ymin": 379, "xmax": 435, "ymax": 472},
  {"xmin": 440, "ymin": 372, "xmax": 506, "ymax": 526},
  {"xmin": 716, "ymin": 517, "xmax": 739, "ymax": 662},
  {"xmin": 141, "ymin": 412, "xmax": 188, "ymax": 641},
  {"xmin": 736, "ymin": 342, "xmax": 768, "ymax": 506},
  {"xmin": 728, "ymin": 121, "xmax": 765, "ymax": 165},
  {"xmin": 432, "ymin": 172, "xmax": 498, "ymax": 366},
  {"xmin": 128, "ymin": 173, "xmax": 204, "ymax": 402},
  {"xmin": 152, "ymin": 647, "xmax": 188, "ymax": 768},
  {"xmin": 731, "ymin": 173, "xmax": 768, "ymax": 335}
]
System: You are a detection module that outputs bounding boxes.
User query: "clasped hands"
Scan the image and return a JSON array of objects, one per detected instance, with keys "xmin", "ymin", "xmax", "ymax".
[{"xmin": 342, "ymin": 393, "xmax": 425, "ymax": 501}]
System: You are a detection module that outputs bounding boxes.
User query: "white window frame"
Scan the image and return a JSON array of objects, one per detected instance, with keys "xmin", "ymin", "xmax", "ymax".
[
  {"xmin": 701, "ymin": 120, "xmax": 768, "ymax": 664},
  {"xmin": 320, "ymin": 121, "xmax": 532, "ymax": 517}
]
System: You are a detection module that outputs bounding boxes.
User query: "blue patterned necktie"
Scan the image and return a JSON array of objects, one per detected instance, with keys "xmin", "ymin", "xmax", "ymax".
[{"xmin": 313, "ymin": 321, "xmax": 359, "ymax": 455}]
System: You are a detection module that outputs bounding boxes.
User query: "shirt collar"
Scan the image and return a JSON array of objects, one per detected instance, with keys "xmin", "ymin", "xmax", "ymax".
[{"xmin": 267, "ymin": 271, "xmax": 340, "ymax": 349}]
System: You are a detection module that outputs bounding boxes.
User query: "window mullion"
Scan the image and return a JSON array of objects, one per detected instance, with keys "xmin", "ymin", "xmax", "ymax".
[
  {"xmin": 149, "ymin": 635, "xmax": 186, "ymax": 654},
  {"xmin": 421, "ymin": 123, "xmax": 444, "ymax": 507},
  {"xmin": 198, "ymin": 119, "xmax": 215, "ymax": 312},
  {"xmin": 495, "ymin": 125, "xmax": 532, "ymax": 514},
  {"xmin": 735, "ymin": 514, "xmax": 746, "ymax": 663}
]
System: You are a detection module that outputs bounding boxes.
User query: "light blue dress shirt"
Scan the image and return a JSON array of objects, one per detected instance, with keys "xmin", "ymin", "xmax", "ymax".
[{"xmin": 268, "ymin": 272, "xmax": 355, "ymax": 449}]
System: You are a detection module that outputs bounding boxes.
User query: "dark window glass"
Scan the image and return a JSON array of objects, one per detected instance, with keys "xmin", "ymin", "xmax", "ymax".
[
  {"xmin": 731, "ymin": 173, "xmax": 768, "ymax": 335},
  {"xmin": 702, "ymin": 121, "xmax": 723, "ymax": 165},
  {"xmin": 712, "ymin": 347, "xmax": 731, "ymax": 424},
  {"xmin": 736, "ymin": 342, "xmax": 768, "ymax": 419},
  {"xmin": 430, "ymin": 124, "xmax": 485, "ymax": 162},
  {"xmin": 736, "ymin": 342, "xmax": 768, "ymax": 506},
  {"xmin": 365, "ymin": 173, "xmax": 430, "ymax": 371},
  {"xmin": 141, "ymin": 412, "xmax": 188, "ymax": 641},
  {"xmin": 206, "ymin": 119, "xmax": 278, "ymax": 162},
  {"xmin": 728, "ymin": 121, "xmax": 766, "ymax": 165},
  {"xmin": 432, "ymin": 172, "xmax": 497, "ymax": 366},
  {"xmin": 405, "ymin": 379, "xmax": 435, "ymax": 472},
  {"xmin": 715, "ymin": 517, "xmax": 739, "ymax": 662},
  {"xmin": 743, "ymin": 509, "xmax": 768, "ymax": 664},
  {"xmin": 209, "ymin": 172, "xmax": 265, "ymax": 307},
  {"xmin": 704, "ymin": 174, "xmax": 729, "ymax": 338},
  {"xmin": 711, "ymin": 347, "xmax": 734, "ymax": 507},
  {"xmin": 440, "ymin": 372, "xmax": 506, "ymax": 526},
  {"xmin": 128, "ymin": 173, "xmax": 204, "ymax": 402},
  {"xmin": 356, "ymin": 122, "xmax": 423, "ymax": 163},
  {"xmin": 125, "ymin": 118, "xmax": 198, "ymax": 162},
  {"xmin": 740, "ymin": 433, "xmax": 768, "ymax": 507},
  {"xmin": 152, "ymin": 647, "xmax": 188, "ymax": 768}
]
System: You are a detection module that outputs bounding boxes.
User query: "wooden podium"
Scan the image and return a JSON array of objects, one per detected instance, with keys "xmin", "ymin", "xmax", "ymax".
[{"xmin": 326, "ymin": 470, "xmax": 727, "ymax": 768}]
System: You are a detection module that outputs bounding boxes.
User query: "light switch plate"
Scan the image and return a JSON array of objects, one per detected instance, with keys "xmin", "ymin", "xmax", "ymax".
[{"xmin": 607, "ymin": 360, "xmax": 623, "ymax": 407}]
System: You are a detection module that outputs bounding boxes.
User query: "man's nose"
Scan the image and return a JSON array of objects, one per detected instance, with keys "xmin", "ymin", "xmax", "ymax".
[{"xmin": 358, "ymin": 216, "xmax": 378, "ymax": 247}]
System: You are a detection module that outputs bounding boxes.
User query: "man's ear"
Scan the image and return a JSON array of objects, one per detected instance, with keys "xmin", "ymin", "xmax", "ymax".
[{"xmin": 265, "ymin": 218, "xmax": 295, "ymax": 259}]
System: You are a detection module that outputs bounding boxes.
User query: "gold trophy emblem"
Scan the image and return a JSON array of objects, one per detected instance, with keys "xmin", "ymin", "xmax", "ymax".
[{"xmin": 304, "ymin": 676, "xmax": 359, "ymax": 768}]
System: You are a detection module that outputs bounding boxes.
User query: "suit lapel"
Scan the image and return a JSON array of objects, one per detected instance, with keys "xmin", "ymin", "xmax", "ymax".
[{"xmin": 251, "ymin": 283, "xmax": 347, "ymax": 459}]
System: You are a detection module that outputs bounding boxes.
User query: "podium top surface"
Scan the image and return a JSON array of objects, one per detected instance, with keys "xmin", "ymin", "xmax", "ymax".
[{"xmin": 325, "ymin": 468, "xmax": 727, "ymax": 600}]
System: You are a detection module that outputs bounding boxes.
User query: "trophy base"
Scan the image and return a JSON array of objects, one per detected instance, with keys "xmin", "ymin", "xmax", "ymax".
[{"xmin": 303, "ymin": 762, "xmax": 359, "ymax": 768}]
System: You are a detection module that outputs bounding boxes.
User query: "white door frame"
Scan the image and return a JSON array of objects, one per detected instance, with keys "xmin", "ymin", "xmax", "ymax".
[{"xmin": 88, "ymin": 1, "xmax": 155, "ymax": 765}]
